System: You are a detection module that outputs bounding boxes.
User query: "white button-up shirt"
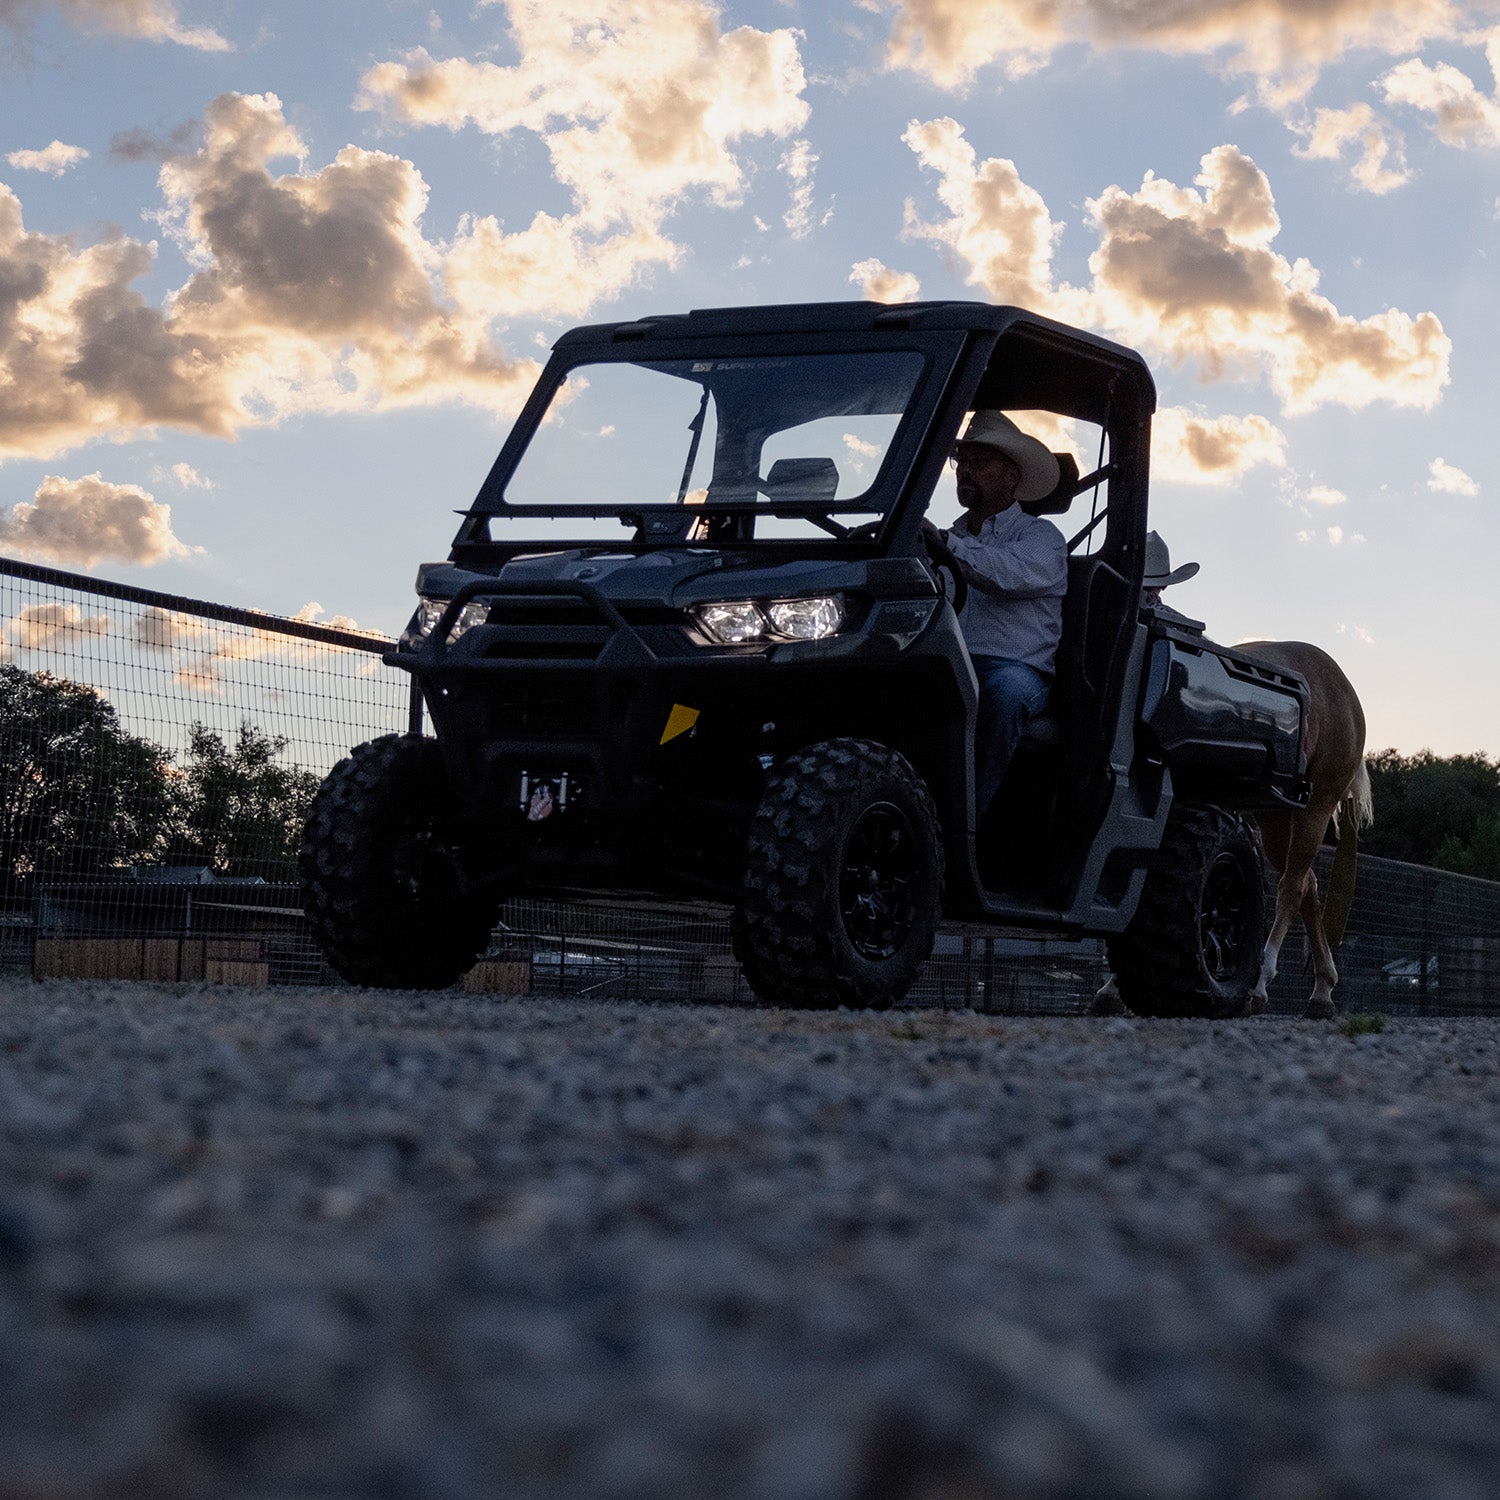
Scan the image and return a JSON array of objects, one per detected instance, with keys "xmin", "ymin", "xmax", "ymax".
[{"xmin": 944, "ymin": 504, "xmax": 1067, "ymax": 673}]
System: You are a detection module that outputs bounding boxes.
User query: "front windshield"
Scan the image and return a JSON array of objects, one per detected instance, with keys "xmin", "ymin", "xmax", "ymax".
[{"xmin": 495, "ymin": 349, "xmax": 926, "ymax": 542}]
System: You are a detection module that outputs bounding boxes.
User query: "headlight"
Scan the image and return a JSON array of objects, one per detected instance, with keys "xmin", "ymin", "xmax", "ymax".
[
  {"xmin": 400, "ymin": 596, "xmax": 491, "ymax": 648},
  {"xmin": 767, "ymin": 595, "xmax": 844, "ymax": 640},
  {"xmin": 696, "ymin": 600, "xmax": 768, "ymax": 645},
  {"xmin": 693, "ymin": 594, "xmax": 845, "ymax": 645},
  {"xmin": 446, "ymin": 601, "xmax": 491, "ymax": 642}
]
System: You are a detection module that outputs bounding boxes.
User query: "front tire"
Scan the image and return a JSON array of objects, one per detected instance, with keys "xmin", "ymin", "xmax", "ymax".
[
  {"xmin": 732, "ymin": 739, "xmax": 943, "ymax": 1010},
  {"xmin": 300, "ymin": 734, "xmax": 498, "ymax": 989},
  {"xmin": 1105, "ymin": 804, "xmax": 1266, "ymax": 1019}
]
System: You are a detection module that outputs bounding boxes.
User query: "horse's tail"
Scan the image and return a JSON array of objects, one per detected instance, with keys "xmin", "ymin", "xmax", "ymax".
[
  {"xmin": 1324, "ymin": 760, "xmax": 1372, "ymax": 950},
  {"xmin": 1337, "ymin": 758, "xmax": 1374, "ymax": 834}
]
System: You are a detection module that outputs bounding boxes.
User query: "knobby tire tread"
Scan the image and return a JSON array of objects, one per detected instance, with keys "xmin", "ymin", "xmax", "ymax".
[
  {"xmin": 1105, "ymin": 803, "xmax": 1266, "ymax": 1019},
  {"xmin": 732, "ymin": 738, "xmax": 942, "ymax": 1011},
  {"xmin": 299, "ymin": 734, "xmax": 496, "ymax": 989}
]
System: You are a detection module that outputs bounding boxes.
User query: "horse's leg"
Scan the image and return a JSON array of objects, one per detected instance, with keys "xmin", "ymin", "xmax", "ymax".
[
  {"xmin": 1256, "ymin": 807, "xmax": 1333, "ymax": 1011},
  {"xmin": 1249, "ymin": 813, "xmax": 1293, "ymax": 1013},
  {"xmin": 1298, "ymin": 871, "xmax": 1340, "ymax": 1020},
  {"xmin": 1263, "ymin": 805, "xmax": 1335, "ymax": 1017}
]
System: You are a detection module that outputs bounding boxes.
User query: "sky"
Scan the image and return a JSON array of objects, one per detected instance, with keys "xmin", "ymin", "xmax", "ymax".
[{"xmin": 1, "ymin": 0, "xmax": 1498, "ymax": 756}]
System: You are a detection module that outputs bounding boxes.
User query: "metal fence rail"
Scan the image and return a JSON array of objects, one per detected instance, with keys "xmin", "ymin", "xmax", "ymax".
[{"xmin": 4, "ymin": 554, "xmax": 1498, "ymax": 1014}]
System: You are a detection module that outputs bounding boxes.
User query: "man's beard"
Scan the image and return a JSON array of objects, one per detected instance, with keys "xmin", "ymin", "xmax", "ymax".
[{"xmin": 956, "ymin": 480, "xmax": 981, "ymax": 507}]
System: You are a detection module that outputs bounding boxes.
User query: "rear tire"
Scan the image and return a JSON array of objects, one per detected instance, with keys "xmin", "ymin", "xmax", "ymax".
[
  {"xmin": 1105, "ymin": 804, "xmax": 1266, "ymax": 1019},
  {"xmin": 300, "ymin": 734, "xmax": 498, "ymax": 989},
  {"xmin": 733, "ymin": 738, "xmax": 943, "ymax": 1010}
]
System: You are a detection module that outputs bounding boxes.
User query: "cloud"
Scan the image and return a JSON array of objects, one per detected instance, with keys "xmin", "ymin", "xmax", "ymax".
[
  {"xmin": 1382, "ymin": 31, "xmax": 1500, "ymax": 146},
  {"xmin": 134, "ymin": 605, "xmax": 212, "ymax": 652},
  {"xmin": 901, "ymin": 117, "xmax": 1065, "ymax": 311},
  {"xmin": 0, "ymin": 473, "xmax": 191, "ymax": 567},
  {"xmin": 5, "ymin": 601, "xmax": 112, "ymax": 651},
  {"xmin": 1291, "ymin": 103, "xmax": 1412, "ymax": 193},
  {"xmin": 357, "ymin": 0, "xmax": 809, "ymax": 235},
  {"xmin": 1328, "ymin": 524, "xmax": 1345, "ymax": 545},
  {"xmin": 849, "ymin": 256, "xmax": 922, "ymax": 301},
  {"xmin": 0, "ymin": 0, "xmax": 229, "ymax": 49},
  {"xmin": 0, "ymin": 92, "xmax": 543, "ymax": 462},
  {"xmin": 1338, "ymin": 621, "xmax": 1378, "ymax": 644},
  {"xmin": 168, "ymin": 461, "xmax": 211, "ymax": 490},
  {"xmin": 1305, "ymin": 483, "xmax": 1349, "ymax": 506},
  {"xmin": 1428, "ymin": 455, "xmax": 1479, "ymax": 493},
  {"xmin": 780, "ymin": 139, "xmax": 828, "ymax": 238},
  {"xmin": 1151, "ymin": 407, "xmax": 1288, "ymax": 485},
  {"xmin": 1084, "ymin": 145, "xmax": 1450, "ymax": 412},
  {"xmin": 5, "ymin": 141, "xmax": 90, "ymax": 176},
  {"xmin": 900, "ymin": 125, "xmax": 1451, "ymax": 414},
  {"xmin": 883, "ymin": 0, "xmax": 1468, "ymax": 100}
]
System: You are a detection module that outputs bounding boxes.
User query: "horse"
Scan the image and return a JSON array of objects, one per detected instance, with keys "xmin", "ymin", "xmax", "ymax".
[
  {"xmin": 1238, "ymin": 640, "xmax": 1372, "ymax": 1019},
  {"xmin": 1092, "ymin": 639, "xmax": 1372, "ymax": 1019}
]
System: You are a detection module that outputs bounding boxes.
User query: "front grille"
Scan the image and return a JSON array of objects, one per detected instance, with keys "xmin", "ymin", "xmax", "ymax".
[{"xmin": 488, "ymin": 683, "xmax": 600, "ymax": 738}]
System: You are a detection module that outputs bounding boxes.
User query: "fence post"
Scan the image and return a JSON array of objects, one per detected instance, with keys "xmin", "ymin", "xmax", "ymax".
[
  {"xmin": 1418, "ymin": 868, "xmax": 1433, "ymax": 1017},
  {"xmin": 408, "ymin": 680, "xmax": 425, "ymax": 736}
]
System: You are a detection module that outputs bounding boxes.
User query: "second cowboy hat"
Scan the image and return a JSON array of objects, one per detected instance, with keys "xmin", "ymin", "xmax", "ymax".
[
  {"xmin": 1143, "ymin": 530, "xmax": 1200, "ymax": 588},
  {"xmin": 954, "ymin": 410, "xmax": 1061, "ymax": 505}
]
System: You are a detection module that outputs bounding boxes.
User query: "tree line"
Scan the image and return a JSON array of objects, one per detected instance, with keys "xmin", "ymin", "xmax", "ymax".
[
  {"xmin": 1, "ymin": 664, "xmax": 320, "ymax": 898},
  {"xmin": 1360, "ymin": 748, "xmax": 1500, "ymax": 882}
]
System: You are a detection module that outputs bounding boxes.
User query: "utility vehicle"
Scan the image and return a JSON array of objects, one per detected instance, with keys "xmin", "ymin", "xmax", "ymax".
[{"xmin": 301, "ymin": 301, "xmax": 1310, "ymax": 1016}]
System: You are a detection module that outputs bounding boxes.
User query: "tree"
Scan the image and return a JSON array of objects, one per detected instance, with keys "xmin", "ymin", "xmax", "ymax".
[
  {"xmin": 167, "ymin": 721, "xmax": 321, "ymax": 881},
  {"xmin": 0, "ymin": 665, "xmax": 175, "ymax": 900},
  {"xmin": 1362, "ymin": 748, "xmax": 1500, "ymax": 878}
]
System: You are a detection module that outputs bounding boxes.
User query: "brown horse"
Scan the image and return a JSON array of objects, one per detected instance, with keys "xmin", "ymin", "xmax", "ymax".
[
  {"xmin": 1240, "ymin": 640, "xmax": 1373, "ymax": 1019},
  {"xmin": 1092, "ymin": 639, "xmax": 1371, "ymax": 1019}
]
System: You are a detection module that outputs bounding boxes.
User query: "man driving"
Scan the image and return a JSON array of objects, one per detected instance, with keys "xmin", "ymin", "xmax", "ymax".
[{"xmin": 932, "ymin": 410, "xmax": 1067, "ymax": 817}]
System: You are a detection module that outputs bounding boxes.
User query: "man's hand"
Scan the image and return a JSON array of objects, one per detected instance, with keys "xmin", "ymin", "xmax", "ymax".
[{"xmin": 920, "ymin": 518, "xmax": 948, "ymax": 546}]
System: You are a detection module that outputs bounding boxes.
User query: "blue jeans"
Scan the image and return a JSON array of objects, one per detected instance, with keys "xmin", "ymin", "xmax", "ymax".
[{"xmin": 971, "ymin": 656, "xmax": 1051, "ymax": 816}]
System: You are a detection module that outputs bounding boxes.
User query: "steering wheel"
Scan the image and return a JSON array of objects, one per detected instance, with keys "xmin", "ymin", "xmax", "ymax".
[{"xmin": 922, "ymin": 526, "xmax": 969, "ymax": 614}]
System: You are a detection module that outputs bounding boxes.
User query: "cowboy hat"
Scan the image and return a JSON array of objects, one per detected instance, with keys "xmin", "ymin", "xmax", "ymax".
[
  {"xmin": 954, "ymin": 410, "xmax": 1061, "ymax": 505},
  {"xmin": 1143, "ymin": 530, "xmax": 1200, "ymax": 588}
]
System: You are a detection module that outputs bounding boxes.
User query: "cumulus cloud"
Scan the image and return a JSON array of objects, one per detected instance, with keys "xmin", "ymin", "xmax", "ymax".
[
  {"xmin": 1428, "ymin": 455, "xmax": 1479, "ymax": 493},
  {"xmin": 901, "ymin": 117, "xmax": 1065, "ymax": 311},
  {"xmin": 134, "ymin": 605, "xmax": 212, "ymax": 652},
  {"xmin": 1382, "ymin": 31, "xmax": 1500, "ymax": 146},
  {"xmin": 1338, "ymin": 621, "xmax": 1378, "ymax": 644},
  {"xmin": 0, "ymin": 473, "xmax": 191, "ymax": 567},
  {"xmin": 1291, "ymin": 103, "xmax": 1412, "ymax": 193},
  {"xmin": 1151, "ymin": 407, "xmax": 1288, "ymax": 485},
  {"xmin": 357, "ymin": 0, "xmax": 809, "ymax": 245},
  {"xmin": 4, "ymin": 601, "xmax": 112, "ymax": 651},
  {"xmin": 849, "ymin": 256, "xmax": 922, "ymax": 301},
  {"xmin": 0, "ymin": 92, "xmax": 543, "ymax": 462},
  {"xmin": 884, "ymin": 0, "xmax": 1468, "ymax": 101},
  {"xmin": 5, "ymin": 141, "xmax": 89, "ymax": 176},
  {"xmin": 0, "ymin": 0, "xmax": 228, "ymax": 49},
  {"xmin": 1084, "ymin": 145, "xmax": 1450, "ymax": 412},
  {"xmin": 900, "ymin": 125, "xmax": 1451, "ymax": 414}
]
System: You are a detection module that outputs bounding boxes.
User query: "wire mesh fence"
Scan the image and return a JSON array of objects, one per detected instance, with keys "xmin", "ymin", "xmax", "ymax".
[{"xmin": 4, "ymin": 553, "xmax": 1498, "ymax": 1014}]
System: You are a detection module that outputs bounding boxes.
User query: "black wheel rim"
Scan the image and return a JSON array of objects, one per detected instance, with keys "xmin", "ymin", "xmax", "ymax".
[
  {"xmin": 1200, "ymin": 850, "xmax": 1251, "ymax": 981},
  {"xmin": 839, "ymin": 800, "xmax": 919, "ymax": 961},
  {"xmin": 391, "ymin": 819, "xmax": 465, "ymax": 919}
]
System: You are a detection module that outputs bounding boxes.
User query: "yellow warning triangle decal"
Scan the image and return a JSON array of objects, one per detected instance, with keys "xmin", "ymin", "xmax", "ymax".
[{"xmin": 660, "ymin": 704, "xmax": 700, "ymax": 745}]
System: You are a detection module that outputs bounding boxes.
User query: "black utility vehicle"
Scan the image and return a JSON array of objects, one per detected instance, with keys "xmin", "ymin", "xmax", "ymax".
[{"xmin": 301, "ymin": 301, "xmax": 1310, "ymax": 1016}]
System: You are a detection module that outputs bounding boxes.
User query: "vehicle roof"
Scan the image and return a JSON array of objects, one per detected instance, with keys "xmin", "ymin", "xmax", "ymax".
[{"xmin": 553, "ymin": 299, "xmax": 1155, "ymax": 412}]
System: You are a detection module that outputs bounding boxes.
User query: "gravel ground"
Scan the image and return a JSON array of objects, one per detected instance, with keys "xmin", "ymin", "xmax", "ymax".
[{"xmin": 1, "ymin": 979, "xmax": 1499, "ymax": 1500}]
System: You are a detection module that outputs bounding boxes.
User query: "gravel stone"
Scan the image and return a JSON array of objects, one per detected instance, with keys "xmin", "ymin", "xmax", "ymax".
[{"xmin": 1, "ymin": 978, "xmax": 1499, "ymax": 1498}]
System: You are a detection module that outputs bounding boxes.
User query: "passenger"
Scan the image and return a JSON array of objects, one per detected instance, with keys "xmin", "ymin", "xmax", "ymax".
[
  {"xmin": 1141, "ymin": 530, "xmax": 1200, "ymax": 624},
  {"xmin": 928, "ymin": 411, "xmax": 1067, "ymax": 817}
]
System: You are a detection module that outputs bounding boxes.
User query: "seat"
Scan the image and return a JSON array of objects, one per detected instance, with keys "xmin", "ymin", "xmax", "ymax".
[{"xmin": 984, "ymin": 554, "xmax": 1131, "ymax": 890}]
